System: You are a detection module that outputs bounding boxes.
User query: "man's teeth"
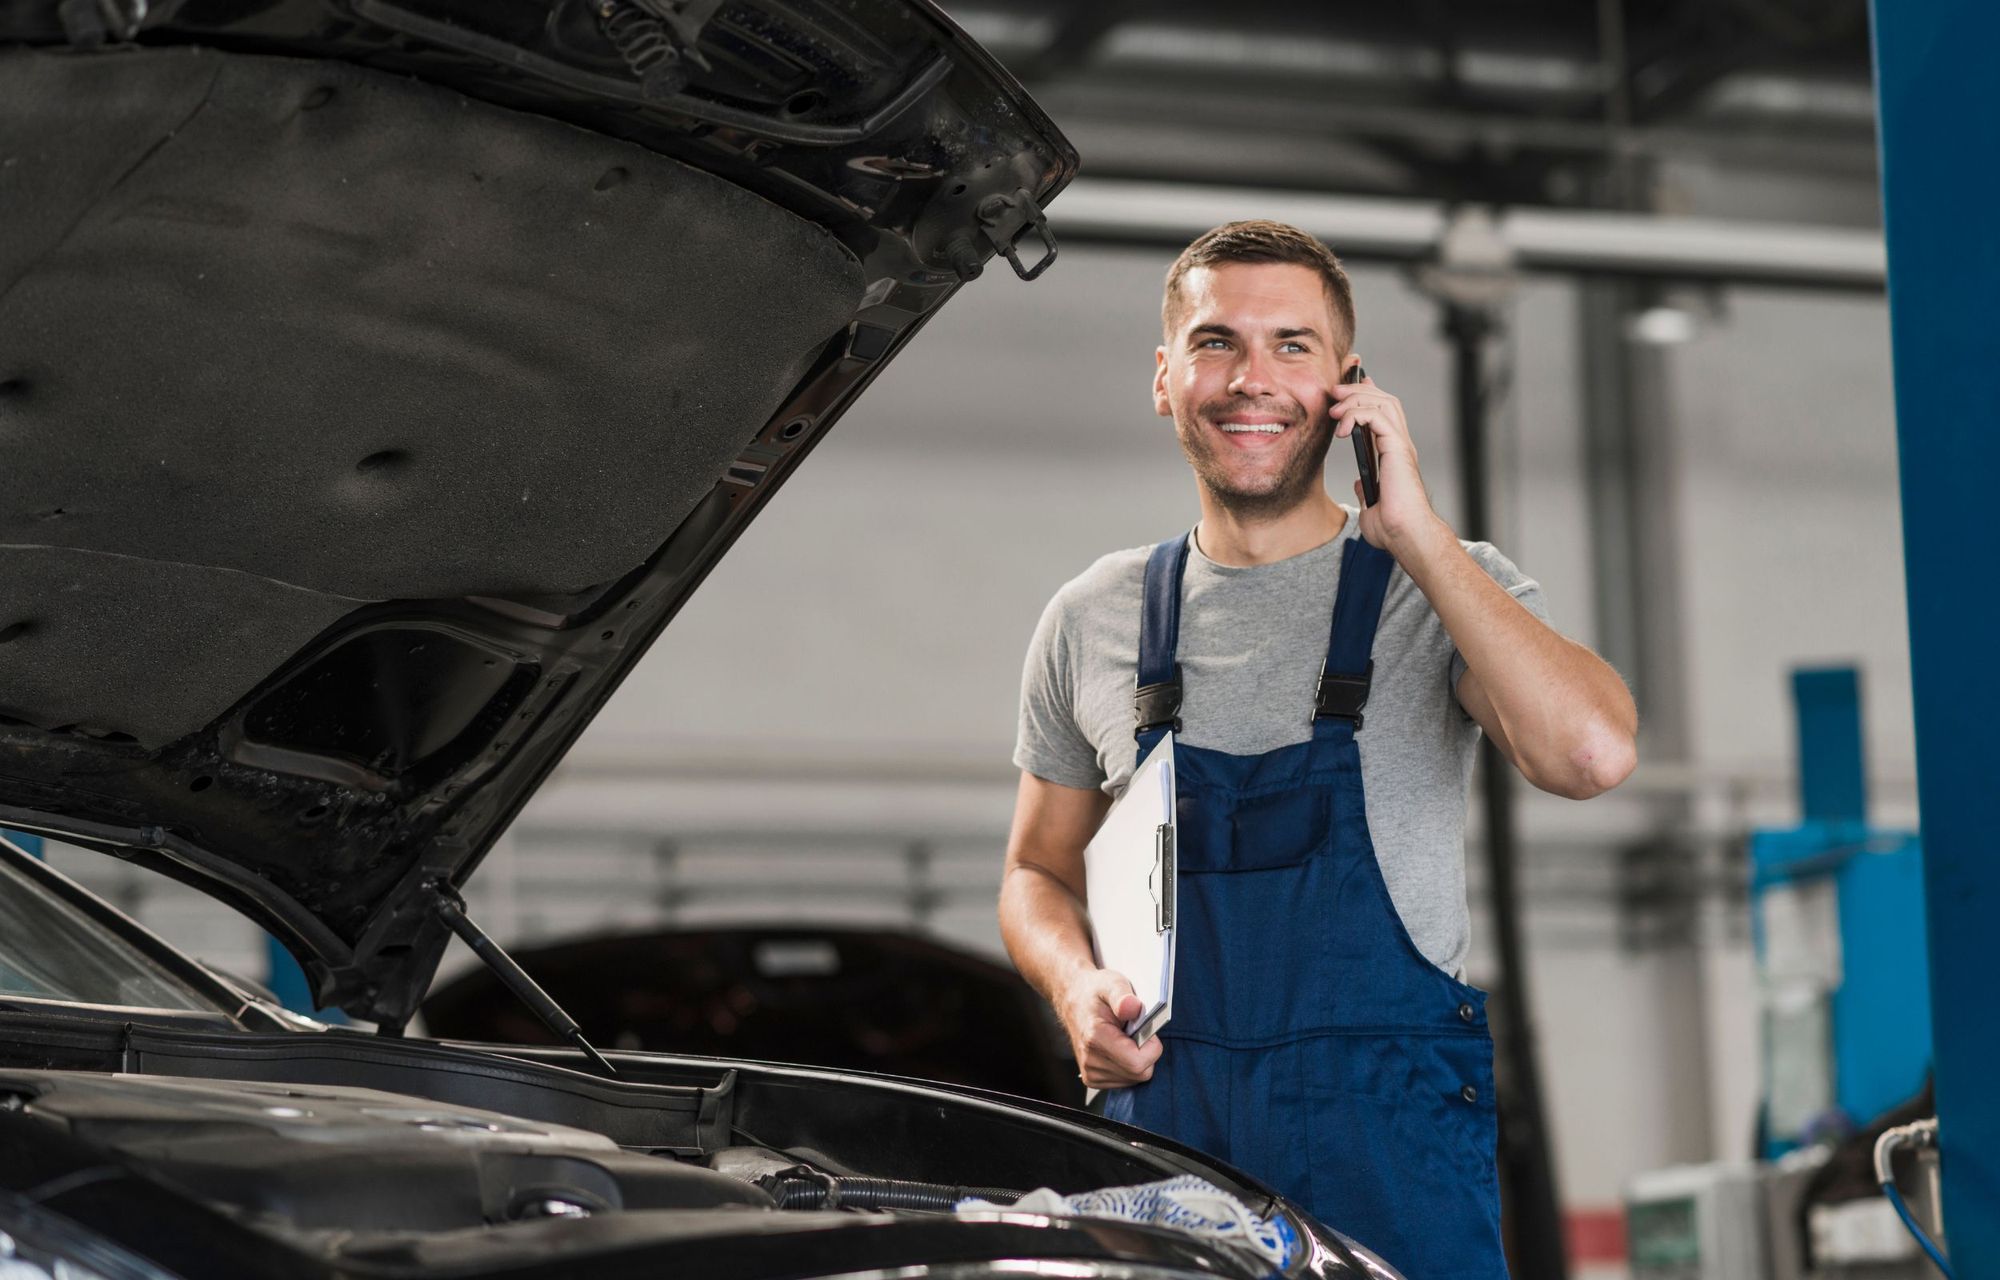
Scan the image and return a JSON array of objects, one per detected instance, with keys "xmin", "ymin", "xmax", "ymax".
[{"xmin": 1221, "ymin": 423, "xmax": 1286, "ymax": 434}]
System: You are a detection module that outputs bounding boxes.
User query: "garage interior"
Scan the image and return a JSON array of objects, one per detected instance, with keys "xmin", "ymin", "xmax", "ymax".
[{"xmin": 9, "ymin": 1, "xmax": 1984, "ymax": 1277}]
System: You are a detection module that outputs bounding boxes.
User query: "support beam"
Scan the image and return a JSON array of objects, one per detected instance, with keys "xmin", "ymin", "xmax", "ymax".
[{"xmin": 1870, "ymin": 1, "xmax": 2000, "ymax": 1270}]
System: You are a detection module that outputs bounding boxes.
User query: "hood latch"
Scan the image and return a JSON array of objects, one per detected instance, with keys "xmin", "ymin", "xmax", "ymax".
[{"xmin": 972, "ymin": 189, "xmax": 1059, "ymax": 282}]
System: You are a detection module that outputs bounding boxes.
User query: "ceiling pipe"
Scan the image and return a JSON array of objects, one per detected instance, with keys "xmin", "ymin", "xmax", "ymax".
[{"xmin": 1047, "ymin": 177, "xmax": 1887, "ymax": 290}]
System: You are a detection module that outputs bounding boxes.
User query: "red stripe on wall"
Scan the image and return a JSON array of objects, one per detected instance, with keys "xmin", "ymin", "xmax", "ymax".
[{"xmin": 1566, "ymin": 1207, "xmax": 1628, "ymax": 1265}]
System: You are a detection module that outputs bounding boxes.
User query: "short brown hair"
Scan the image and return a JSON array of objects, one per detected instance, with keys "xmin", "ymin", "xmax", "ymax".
[{"xmin": 1162, "ymin": 220, "xmax": 1356, "ymax": 349}]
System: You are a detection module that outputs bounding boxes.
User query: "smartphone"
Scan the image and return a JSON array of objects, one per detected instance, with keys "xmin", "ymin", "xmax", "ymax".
[{"xmin": 1345, "ymin": 364, "xmax": 1379, "ymax": 507}]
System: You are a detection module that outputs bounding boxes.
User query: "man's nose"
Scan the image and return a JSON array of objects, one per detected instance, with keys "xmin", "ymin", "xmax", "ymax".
[{"xmin": 1227, "ymin": 349, "xmax": 1272, "ymax": 397}]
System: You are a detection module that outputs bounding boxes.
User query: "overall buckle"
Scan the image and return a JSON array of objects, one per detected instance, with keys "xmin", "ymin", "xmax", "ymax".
[
  {"xmin": 1313, "ymin": 660, "xmax": 1373, "ymax": 729},
  {"xmin": 1134, "ymin": 671, "xmax": 1183, "ymax": 738}
]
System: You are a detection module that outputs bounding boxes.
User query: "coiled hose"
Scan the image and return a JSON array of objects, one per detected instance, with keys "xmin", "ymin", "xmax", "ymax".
[{"xmin": 758, "ymin": 1168, "xmax": 1023, "ymax": 1213}]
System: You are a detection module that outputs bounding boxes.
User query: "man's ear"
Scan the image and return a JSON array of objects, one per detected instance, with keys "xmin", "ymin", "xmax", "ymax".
[
  {"xmin": 1153, "ymin": 346, "xmax": 1171, "ymax": 418},
  {"xmin": 1340, "ymin": 351, "xmax": 1363, "ymax": 377}
]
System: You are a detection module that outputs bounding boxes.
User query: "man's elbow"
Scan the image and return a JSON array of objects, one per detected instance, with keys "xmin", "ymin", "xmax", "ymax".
[
  {"xmin": 1528, "ymin": 719, "xmax": 1637, "ymax": 800},
  {"xmin": 998, "ymin": 858, "xmax": 1081, "ymax": 926},
  {"xmin": 1563, "ymin": 719, "xmax": 1637, "ymax": 799},
  {"xmin": 996, "ymin": 861, "xmax": 1038, "ymax": 923}
]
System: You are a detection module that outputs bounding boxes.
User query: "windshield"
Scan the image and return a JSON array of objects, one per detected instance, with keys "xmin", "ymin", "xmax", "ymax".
[{"xmin": 0, "ymin": 855, "xmax": 225, "ymax": 1013}]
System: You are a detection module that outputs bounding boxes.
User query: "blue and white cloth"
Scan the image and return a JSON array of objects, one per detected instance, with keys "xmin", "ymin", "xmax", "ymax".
[{"xmin": 958, "ymin": 1174, "xmax": 1300, "ymax": 1270}]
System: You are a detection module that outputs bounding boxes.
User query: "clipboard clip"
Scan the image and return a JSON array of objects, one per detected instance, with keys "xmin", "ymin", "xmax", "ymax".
[{"xmin": 1149, "ymin": 823, "xmax": 1175, "ymax": 934}]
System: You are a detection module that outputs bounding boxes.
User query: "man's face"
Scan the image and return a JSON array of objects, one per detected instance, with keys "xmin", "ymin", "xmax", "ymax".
[{"xmin": 1154, "ymin": 261, "xmax": 1351, "ymax": 518}]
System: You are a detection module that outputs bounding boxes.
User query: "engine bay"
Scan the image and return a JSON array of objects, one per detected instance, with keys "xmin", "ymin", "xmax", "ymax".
[
  {"xmin": 0, "ymin": 986, "xmax": 1339, "ymax": 1280},
  {"xmin": 10, "ymin": 1074, "xmax": 782, "ymax": 1232},
  {"xmin": 0, "ymin": 1019, "xmax": 1315, "ymax": 1280}
]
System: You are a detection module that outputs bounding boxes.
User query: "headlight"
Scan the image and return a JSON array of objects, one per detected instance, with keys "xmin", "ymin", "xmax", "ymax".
[{"xmin": 0, "ymin": 1190, "xmax": 181, "ymax": 1280}]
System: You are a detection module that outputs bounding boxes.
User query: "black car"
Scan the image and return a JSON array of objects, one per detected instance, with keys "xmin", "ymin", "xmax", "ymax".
[
  {"xmin": 0, "ymin": 2, "xmax": 1404, "ymax": 1276},
  {"xmin": 420, "ymin": 925, "xmax": 1089, "ymax": 1106}
]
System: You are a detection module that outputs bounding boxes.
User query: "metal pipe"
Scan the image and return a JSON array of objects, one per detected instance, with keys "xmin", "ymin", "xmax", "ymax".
[
  {"xmin": 1443, "ymin": 302, "xmax": 1568, "ymax": 1280},
  {"xmin": 1049, "ymin": 178, "xmax": 1886, "ymax": 289},
  {"xmin": 543, "ymin": 741, "xmax": 1916, "ymax": 796}
]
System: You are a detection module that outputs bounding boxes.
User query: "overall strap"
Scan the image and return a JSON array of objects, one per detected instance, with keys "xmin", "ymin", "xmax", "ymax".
[
  {"xmin": 1313, "ymin": 537, "xmax": 1395, "ymax": 734},
  {"xmin": 1134, "ymin": 533, "xmax": 1193, "ymax": 755}
]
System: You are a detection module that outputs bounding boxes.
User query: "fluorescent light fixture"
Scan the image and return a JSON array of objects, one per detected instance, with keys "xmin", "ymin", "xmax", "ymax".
[{"xmin": 1626, "ymin": 305, "xmax": 1700, "ymax": 345}]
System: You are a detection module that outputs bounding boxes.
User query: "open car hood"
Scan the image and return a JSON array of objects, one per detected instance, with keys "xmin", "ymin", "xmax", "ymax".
[{"xmin": 0, "ymin": 0, "xmax": 1075, "ymax": 1027}]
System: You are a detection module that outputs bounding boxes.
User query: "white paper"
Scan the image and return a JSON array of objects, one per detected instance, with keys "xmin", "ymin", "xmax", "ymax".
[{"xmin": 1083, "ymin": 733, "xmax": 1177, "ymax": 1045}]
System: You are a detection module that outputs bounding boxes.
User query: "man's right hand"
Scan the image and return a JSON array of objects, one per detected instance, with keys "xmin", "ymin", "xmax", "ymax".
[
  {"xmin": 1059, "ymin": 968, "xmax": 1164, "ymax": 1088},
  {"xmin": 998, "ymin": 773, "xmax": 1154, "ymax": 1090}
]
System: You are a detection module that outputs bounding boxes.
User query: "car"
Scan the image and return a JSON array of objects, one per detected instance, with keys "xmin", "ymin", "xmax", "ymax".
[
  {"xmin": 0, "ymin": 1, "xmax": 1405, "ymax": 1276},
  {"xmin": 420, "ymin": 924, "xmax": 1089, "ymax": 1106}
]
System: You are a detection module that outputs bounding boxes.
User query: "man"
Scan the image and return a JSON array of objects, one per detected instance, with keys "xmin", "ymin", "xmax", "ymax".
[{"xmin": 998, "ymin": 221, "xmax": 1637, "ymax": 1279}]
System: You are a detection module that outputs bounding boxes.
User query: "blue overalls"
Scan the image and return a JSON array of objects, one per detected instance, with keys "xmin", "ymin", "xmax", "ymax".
[{"xmin": 1103, "ymin": 532, "xmax": 1507, "ymax": 1280}]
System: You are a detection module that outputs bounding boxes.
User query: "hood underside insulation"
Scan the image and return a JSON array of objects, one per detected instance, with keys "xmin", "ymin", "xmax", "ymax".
[{"xmin": 0, "ymin": 46, "xmax": 864, "ymax": 748}]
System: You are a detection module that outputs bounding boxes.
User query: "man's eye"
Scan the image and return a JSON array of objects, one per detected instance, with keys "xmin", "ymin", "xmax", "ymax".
[{"xmin": 1280, "ymin": 341, "xmax": 1310, "ymax": 353}]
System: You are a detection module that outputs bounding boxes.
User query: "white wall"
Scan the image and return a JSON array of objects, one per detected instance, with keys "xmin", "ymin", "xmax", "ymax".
[{"xmin": 1665, "ymin": 288, "xmax": 1913, "ymax": 788}]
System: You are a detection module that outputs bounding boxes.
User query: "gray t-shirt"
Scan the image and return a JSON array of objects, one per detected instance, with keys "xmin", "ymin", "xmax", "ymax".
[{"xmin": 1013, "ymin": 505, "xmax": 1548, "ymax": 979}]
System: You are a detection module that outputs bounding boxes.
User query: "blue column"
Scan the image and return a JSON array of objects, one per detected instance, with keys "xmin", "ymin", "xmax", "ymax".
[
  {"xmin": 1871, "ymin": 1, "xmax": 2000, "ymax": 1266},
  {"xmin": 1792, "ymin": 668, "xmax": 1867, "ymax": 824}
]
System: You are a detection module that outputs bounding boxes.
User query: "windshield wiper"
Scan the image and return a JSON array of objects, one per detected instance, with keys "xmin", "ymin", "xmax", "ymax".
[{"xmin": 426, "ymin": 885, "xmax": 617, "ymax": 1078}]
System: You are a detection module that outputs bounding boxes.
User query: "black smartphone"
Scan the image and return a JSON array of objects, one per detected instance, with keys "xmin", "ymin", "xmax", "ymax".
[{"xmin": 1345, "ymin": 364, "xmax": 1379, "ymax": 507}]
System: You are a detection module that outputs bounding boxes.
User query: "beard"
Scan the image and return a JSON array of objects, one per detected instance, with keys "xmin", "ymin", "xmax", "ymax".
[{"xmin": 1172, "ymin": 396, "xmax": 1335, "ymax": 520}]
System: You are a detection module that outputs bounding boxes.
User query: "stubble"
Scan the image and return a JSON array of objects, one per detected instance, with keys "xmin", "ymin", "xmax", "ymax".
[{"xmin": 1173, "ymin": 398, "xmax": 1336, "ymax": 520}]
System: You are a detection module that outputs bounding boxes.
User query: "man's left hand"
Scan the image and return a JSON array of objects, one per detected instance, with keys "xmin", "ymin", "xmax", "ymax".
[
  {"xmin": 1327, "ymin": 371, "xmax": 1639, "ymax": 801},
  {"xmin": 1329, "ymin": 371, "xmax": 1441, "ymax": 557}
]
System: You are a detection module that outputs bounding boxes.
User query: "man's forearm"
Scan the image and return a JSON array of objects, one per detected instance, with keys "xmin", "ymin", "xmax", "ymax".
[
  {"xmin": 1394, "ymin": 518, "xmax": 1638, "ymax": 797},
  {"xmin": 1000, "ymin": 853, "xmax": 1165, "ymax": 1087},
  {"xmin": 998, "ymin": 862, "xmax": 1100, "ymax": 1008}
]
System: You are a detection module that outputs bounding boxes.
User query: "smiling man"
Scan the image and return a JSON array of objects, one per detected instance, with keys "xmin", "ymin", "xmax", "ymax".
[{"xmin": 998, "ymin": 221, "xmax": 1638, "ymax": 1278}]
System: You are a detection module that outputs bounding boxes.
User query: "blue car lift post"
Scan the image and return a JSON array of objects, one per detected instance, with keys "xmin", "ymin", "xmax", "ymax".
[
  {"xmin": 1872, "ymin": 1, "xmax": 2000, "ymax": 1268},
  {"xmin": 1751, "ymin": 669, "xmax": 1931, "ymax": 1156}
]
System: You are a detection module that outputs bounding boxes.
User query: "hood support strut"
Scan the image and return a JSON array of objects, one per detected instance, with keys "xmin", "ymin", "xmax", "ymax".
[{"xmin": 425, "ymin": 885, "xmax": 618, "ymax": 1078}]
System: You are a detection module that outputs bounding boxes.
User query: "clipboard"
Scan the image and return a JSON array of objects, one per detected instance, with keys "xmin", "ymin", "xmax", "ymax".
[{"xmin": 1082, "ymin": 732, "xmax": 1177, "ymax": 1048}]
